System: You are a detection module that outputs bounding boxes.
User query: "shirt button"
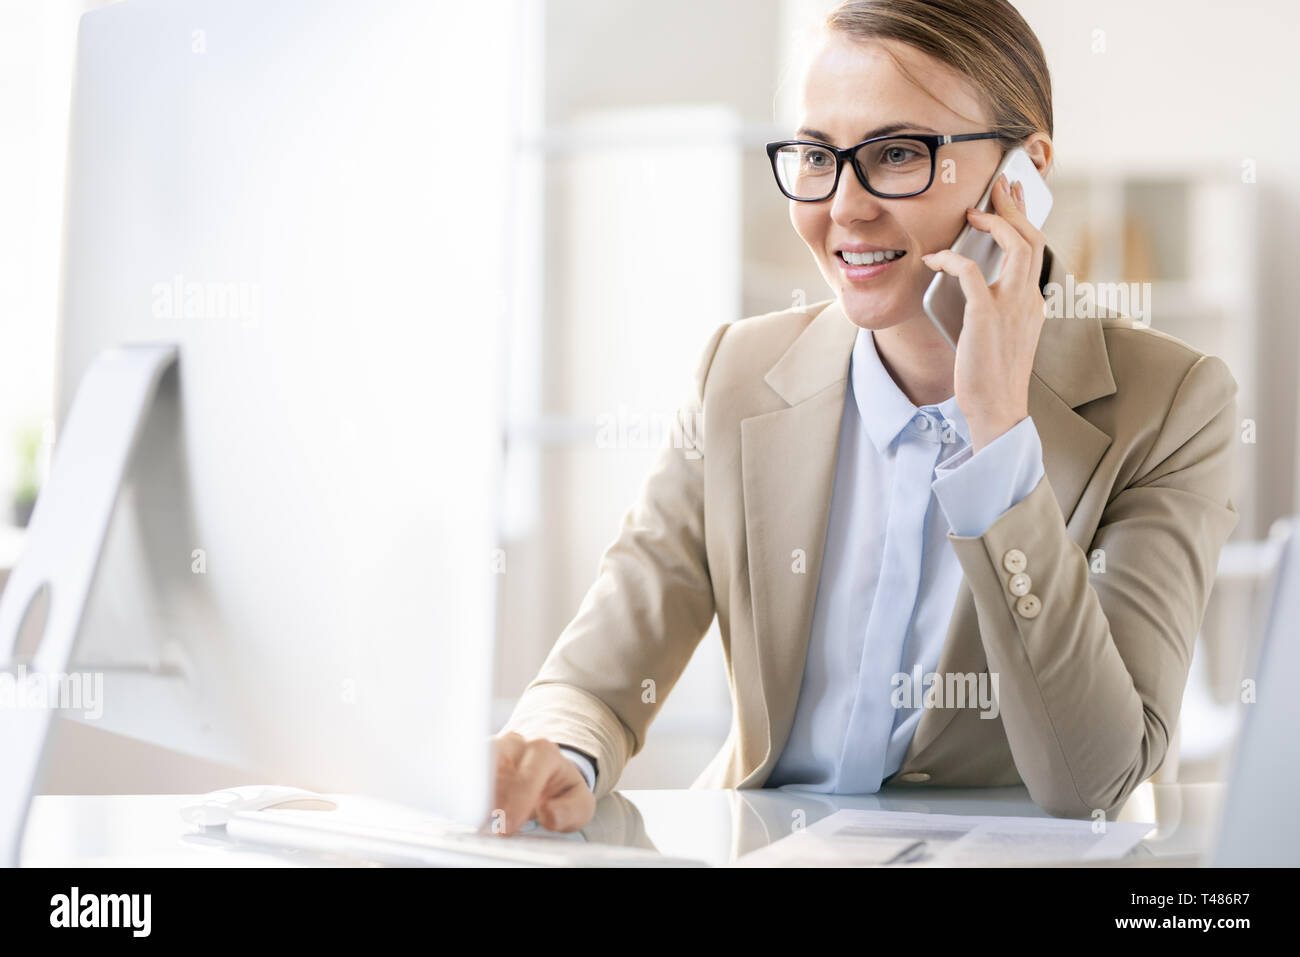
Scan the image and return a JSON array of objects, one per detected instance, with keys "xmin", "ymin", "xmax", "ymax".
[
  {"xmin": 1008, "ymin": 572, "xmax": 1031, "ymax": 596},
  {"xmin": 1015, "ymin": 594, "xmax": 1042, "ymax": 619},
  {"xmin": 897, "ymin": 771, "xmax": 931, "ymax": 783},
  {"xmin": 1002, "ymin": 548, "xmax": 1027, "ymax": 574},
  {"xmin": 916, "ymin": 414, "xmax": 932, "ymax": 430}
]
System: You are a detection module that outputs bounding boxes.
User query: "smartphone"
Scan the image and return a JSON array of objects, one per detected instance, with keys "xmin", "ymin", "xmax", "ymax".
[{"xmin": 922, "ymin": 147, "xmax": 1053, "ymax": 351}]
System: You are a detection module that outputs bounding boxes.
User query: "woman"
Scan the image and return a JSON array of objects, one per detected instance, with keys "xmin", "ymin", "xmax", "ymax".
[{"xmin": 492, "ymin": 0, "xmax": 1239, "ymax": 833}]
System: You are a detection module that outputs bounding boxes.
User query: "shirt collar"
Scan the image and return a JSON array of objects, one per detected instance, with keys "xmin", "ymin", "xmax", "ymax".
[{"xmin": 850, "ymin": 327, "xmax": 971, "ymax": 455}]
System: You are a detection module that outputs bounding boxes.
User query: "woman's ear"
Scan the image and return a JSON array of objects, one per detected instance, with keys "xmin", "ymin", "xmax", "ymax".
[{"xmin": 1023, "ymin": 133, "xmax": 1053, "ymax": 177}]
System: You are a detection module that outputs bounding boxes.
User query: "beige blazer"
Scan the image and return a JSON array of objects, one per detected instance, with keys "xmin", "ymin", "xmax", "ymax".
[{"xmin": 501, "ymin": 247, "xmax": 1240, "ymax": 819}]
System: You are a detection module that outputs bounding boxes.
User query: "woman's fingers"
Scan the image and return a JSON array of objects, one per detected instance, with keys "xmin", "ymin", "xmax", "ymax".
[
  {"xmin": 494, "ymin": 730, "xmax": 526, "ymax": 765},
  {"xmin": 964, "ymin": 177, "xmax": 1033, "ymax": 284},
  {"xmin": 989, "ymin": 173, "xmax": 1046, "ymax": 284},
  {"xmin": 921, "ymin": 248, "xmax": 996, "ymax": 313},
  {"xmin": 497, "ymin": 738, "xmax": 562, "ymax": 833}
]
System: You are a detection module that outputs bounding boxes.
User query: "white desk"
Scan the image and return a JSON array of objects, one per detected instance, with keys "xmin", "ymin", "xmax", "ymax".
[{"xmin": 20, "ymin": 781, "xmax": 1222, "ymax": 867}]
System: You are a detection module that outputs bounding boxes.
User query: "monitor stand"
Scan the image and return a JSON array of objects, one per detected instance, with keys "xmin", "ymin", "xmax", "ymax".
[{"xmin": 0, "ymin": 343, "xmax": 178, "ymax": 867}]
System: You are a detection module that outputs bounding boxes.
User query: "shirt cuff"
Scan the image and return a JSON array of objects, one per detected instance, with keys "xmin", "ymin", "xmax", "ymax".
[
  {"xmin": 932, "ymin": 416, "xmax": 1045, "ymax": 537},
  {"xmin": 558, "ymin": 745, "xmax": 597, "ymax": 792}
]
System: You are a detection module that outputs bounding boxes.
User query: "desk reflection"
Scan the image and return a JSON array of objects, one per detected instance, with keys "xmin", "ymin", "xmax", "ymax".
[{"xmin": 583, "ymin": 783, "xmax": 1220, "ymax": 866}]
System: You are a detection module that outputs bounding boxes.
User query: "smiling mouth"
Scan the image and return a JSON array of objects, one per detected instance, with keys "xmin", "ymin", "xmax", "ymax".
[{"xmin": 837, "ymin": 249, "xmax": 907, "ymax": 265}]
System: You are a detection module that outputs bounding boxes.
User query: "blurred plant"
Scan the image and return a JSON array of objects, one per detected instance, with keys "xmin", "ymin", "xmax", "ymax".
[{"xmin": 12, "ymin": 423, "xmax": 43, "ymax": 526}]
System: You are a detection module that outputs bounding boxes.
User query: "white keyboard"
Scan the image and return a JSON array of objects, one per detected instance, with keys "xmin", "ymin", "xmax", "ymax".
[{"xmin": 224, "ymin": 807, "xmax": 707, "ymax": 867}]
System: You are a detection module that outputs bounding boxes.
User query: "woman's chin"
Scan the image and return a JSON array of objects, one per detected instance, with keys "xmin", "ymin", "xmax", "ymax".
[{"xmin": 836, "ymin": 287, "xmax": 914, "ymax": 331}]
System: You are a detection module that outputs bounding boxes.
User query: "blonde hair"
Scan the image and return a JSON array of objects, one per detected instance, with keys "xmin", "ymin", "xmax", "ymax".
[{"xmin": 824, "ymin": 0, "xmax": 1053, "ymax": 144}]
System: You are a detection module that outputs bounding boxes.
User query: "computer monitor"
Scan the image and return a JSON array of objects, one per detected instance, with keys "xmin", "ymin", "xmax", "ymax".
[
  {"xmin": 2, "ymin": 0, "xmax": 523, "ymax": 851},
  {"xmin": 1212, "ymin": 518, "xmax": 1300, "ymax": 866}
]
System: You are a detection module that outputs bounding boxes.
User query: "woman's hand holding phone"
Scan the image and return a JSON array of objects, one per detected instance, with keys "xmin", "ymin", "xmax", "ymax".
[{"xmin": 921, "ymin": 173, "xmax": 1048, "ymax": 453}]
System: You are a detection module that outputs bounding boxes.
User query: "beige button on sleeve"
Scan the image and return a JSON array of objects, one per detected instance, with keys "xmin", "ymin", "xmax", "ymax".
[{"xmin": 1015, "ymin": 594, "xmax": 1042, "ymax": 619}]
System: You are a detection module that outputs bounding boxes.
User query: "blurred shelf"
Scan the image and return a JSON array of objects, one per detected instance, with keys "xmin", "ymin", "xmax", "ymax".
[{"xmin": 1046, "ymin": 169, "xmax": 1261, "ymax": 537}]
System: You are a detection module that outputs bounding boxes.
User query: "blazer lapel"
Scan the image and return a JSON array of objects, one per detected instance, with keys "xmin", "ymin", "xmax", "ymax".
[
  {"xmin": 737, "ymin": 299, "xmax": 856, "ymax": 782},
  {"xmin": 740, "ymin": 246, "xmax": 1119, "ymax": 783}
]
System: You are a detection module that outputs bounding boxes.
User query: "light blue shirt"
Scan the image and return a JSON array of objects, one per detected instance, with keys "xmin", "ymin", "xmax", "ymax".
[
  {"xmin": 766, "ymin": 327, "xmax": 1044, "ymax": 793},
  {"xmin": 560, "ymin": 745, "xmax": 597, "ymax": 791}
]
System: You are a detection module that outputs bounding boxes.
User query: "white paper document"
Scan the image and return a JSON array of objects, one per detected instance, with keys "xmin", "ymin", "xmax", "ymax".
[{"xmin": 738, "ymin": 808, "xmax": 1156, "ymax": 867}]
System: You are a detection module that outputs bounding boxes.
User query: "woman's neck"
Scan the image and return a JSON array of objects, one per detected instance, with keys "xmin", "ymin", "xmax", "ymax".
[{"xmin": 870, "ymin": 314, "xmax": 957, "ymax": 409}]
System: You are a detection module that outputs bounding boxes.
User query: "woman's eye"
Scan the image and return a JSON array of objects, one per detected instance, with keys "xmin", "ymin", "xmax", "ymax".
[
  {"xmin": 882, "ymin": 146, "xmax": 917, "ymax": 164},
  {"xmin": 802, "ymin": 151, "xmax": 831, "ymax": 169}
]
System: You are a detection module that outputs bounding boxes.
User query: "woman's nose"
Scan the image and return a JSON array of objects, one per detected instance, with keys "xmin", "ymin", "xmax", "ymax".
[{"xmin": 829, "ymin": 163, "xmax": 886, "ymax": 224}]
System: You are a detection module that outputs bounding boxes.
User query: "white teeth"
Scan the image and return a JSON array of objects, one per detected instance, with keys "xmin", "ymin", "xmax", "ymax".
[{"xmin": 841, "ymin": 249, "xmax": 905, "ymax": 265}]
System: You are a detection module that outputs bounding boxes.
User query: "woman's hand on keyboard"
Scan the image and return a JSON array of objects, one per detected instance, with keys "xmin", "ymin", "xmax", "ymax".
[{"xmin": 489, "ymin": 732, "xmax": 596, "ymax": 835}]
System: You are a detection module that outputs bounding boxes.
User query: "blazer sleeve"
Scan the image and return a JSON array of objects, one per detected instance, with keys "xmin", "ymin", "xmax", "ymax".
[
  {"xmin": 944, "ymin": 353, "xmax": 1240, "ymax": 819},
  {"xmin": 497, "ymin": 322, "xmax": 729, "ymax": 800}
]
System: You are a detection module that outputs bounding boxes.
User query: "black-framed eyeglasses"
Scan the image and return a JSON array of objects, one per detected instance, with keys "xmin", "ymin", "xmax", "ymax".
[{"xmin": 766, "ymin": 131, "xmax": 1004, "ymax": 201}]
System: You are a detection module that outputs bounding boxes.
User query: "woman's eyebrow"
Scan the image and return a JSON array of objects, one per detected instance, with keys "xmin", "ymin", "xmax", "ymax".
[{"xmin": 795, "ymin": 122, "xmax": 939, "ymax": 143}]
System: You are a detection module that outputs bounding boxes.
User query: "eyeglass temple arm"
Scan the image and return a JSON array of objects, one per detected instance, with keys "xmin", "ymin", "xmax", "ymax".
[{"xmin": 942, "ymin": 132, "xmax": 1004, "ymax": 145}]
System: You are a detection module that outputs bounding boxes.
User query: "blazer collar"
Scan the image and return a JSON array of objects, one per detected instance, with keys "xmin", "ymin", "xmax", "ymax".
[{"xmin": 764, "ymin": 246, "xmax": 1116, "ymax": 412}]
